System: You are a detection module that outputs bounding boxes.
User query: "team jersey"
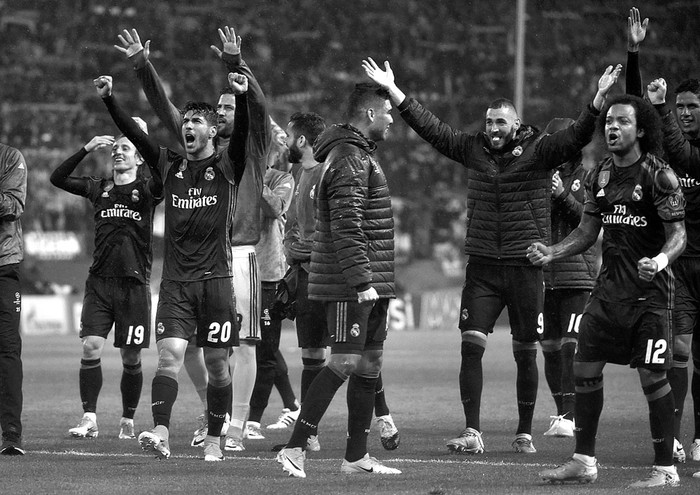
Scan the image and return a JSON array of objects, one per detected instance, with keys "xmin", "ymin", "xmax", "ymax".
[
  {"xmin": 676, "ymin": 172, "xmax": 700, "ymax": 257},
  {"xmin": 584, "ymin": 153, "xmax": 685, "ymax": 307},
  {"xmin": 157, "ymin": 148, "xmax": 238, "ymax": 282},
  {"xmin": 85, "ymin": 177, "xmax": 161, "ymax": 283}
]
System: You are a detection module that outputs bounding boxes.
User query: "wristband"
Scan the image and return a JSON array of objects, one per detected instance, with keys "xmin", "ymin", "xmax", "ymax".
[{"xmin": 652, "ymin": 253, "xmax": 669, "ymax": 272}]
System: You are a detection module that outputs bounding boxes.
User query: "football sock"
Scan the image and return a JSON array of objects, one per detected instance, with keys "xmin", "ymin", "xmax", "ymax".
[
  {"xmin": 374, "ymin": 372, "xmax": 390, "ymax": 417},
  {"xmin": 693, "ymin": 364, "xmax": 700, "ymax": 439},
  {"xmin": 513, "ymin": 347, "xmax": 538, "ymax": 435},
  {"xmin": 207, "ymin": 383, "xmax": 232, "ymax": 437},
  {"xmin": 273, "ymin": 350, "xmax": 298, "ymax": 410},
  {"xmin": 250, "ymin": 361, "xmax": 275, "ymax": 423},
  {"xmin": 287, "ymin": 366, "xmax": 345, "ymax": 449},
  {"xmin": 574, "ymin": 375, "xmax": 604, "ymax": 457},
  {"xmin": 459, "ymin": 341, "xmax": 485, "ymax": 431},
  {"xmin": 560, "ymin": 342, "xmax": 576, "ymax": 420},
  {"xmin": 644, "ymin": 380, "xmax": 674, "ymax": 466},
  {"xmin": 120, "ymin": 362, "xmax": 142, "ymax": 420},
  {"xmin": 346, "ymin": 374, "xmax": 378, "ymax": 462},
  {"xmin": 151, "ymin": 375, "xmax": 178, "ymax": 428},
  {"xmin": 79, "ymin": 358, "xmax": 102, "ymax": 413},
  {"xmin": 543, "ymin": 349, "xmax": 563, "ymax": 415},
  {"xmin": 301, "ymin": 357, "xmax": 325, "ymax": 403},
  {"xmin": 667, "ymin": 358, "xmax": 688, "ymax": 440}
]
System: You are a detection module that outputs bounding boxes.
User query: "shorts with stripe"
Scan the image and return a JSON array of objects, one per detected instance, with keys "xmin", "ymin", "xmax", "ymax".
[
  {"xmin": 576, "ymin": 296, "xmax": 672, "ymax": 371},
  {"xmin": 80, "ymin": 274, "xmax": 151, "ymax": 349},
  {"xmin": 231, "ymin": 246, "xmax": 260, "ymax": 342},
  {"xmin": 673, "ymin": 257, "xmax": 700, "ymax": 337},
  {"xmin": 155, "ymin": 277, "xmax": 239, "ymax": 348},
  {"xmin": 541, "ymin": 289, "xmax": 590, "ymax": 341},
  {"xmin": 325, "ymin": 299, "xmax": 389, "ymax": 355}
]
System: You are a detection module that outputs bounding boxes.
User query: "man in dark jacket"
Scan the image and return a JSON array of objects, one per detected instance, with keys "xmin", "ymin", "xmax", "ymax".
[
  {"xmin": 277, "ymin": 83, "xmax": 401, "ymax": 478},
  {"xmin": 363, "ymin": 57, "xmax": 620, "ymax": 454}
]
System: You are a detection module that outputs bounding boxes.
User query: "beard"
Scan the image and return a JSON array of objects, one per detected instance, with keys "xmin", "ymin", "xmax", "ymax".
[{"xmin": 288, "ymin": 143, "xmax": 303, "ymax": 164}]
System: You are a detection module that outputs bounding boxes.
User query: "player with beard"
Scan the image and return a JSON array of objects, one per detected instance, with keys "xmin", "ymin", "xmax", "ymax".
[
  {"xmin": 95, "ymin": 64, "xmax": 249, "ymax": 462},
  {"xmin": 532, "ymin": 94, "xmax": 685, "ymax": 488},
  {"xmin": 51, "ymin": 123, "xmax": 162, "ymax": 443},
  {"xmin": 363, "ymin": 57, "xmax": 619, "ymax": 455},
  {"xmin": 115, "ymin": 26, "xmax": 270, "ymax": 451},
  {"xmin": 277, "ymin": 83, "xmax": 401, "ymax": 478}
]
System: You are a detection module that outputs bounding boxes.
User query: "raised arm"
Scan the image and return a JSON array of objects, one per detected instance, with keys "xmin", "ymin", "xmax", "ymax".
[
  {"xmin": 50, "ymin": 136, "xmax": 115, "ymax": 195},
  {"xmin": 625, "ymin": 7, "xmax": 648, "ymax": 97},
  {"xmin": 94, "ymin": 75, "xmax": 162, "ymax": 181},
  {"xmin": 115, "ymin": 29, "xmax": 184, "ymax": 149},
  {"xmin": 214, "ymin": 26, "xmax": 270, "ymax": 163},
  {"xmin": 226, "ymin": 72, "xmax": 249, "ymax": 184}
]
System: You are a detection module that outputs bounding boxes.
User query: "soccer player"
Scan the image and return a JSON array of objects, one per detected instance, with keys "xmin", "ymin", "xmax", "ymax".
[
  {"xmin": 115, "ymin": 27, "xmax": 270, "ymax": 451},
  {"xmin": 539, "ymin": 118, "xmax": 597, "ymax": 438},
  {"xmin": 51, "ymin": 126, "xmax": 162, "ymax": 442},
  {"xmin": 532, "ymin": 94, "xmax": 685, "ymax": 488},
  {"xmin": 276, "ymin": 83, "xmax": 401, "ymax": 478},
  {"xmin": 0, "ymin": 142, "xmax": 26, "ymax": 456},
  {"xmin": 95, "ymin": 64, "xmax": 249, "ymax": 461},
  {"xmin": 363, "ymin": 57, "xmax": 619, "ymax": 454}
]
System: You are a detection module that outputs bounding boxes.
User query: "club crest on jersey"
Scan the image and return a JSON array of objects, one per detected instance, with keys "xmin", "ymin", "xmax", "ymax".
[
  {"xmin": 350, "ymin": 323, "xmax": 360, "ymax": 338},
  {"xmin": 176, "ymin": 162, "xmax": 187, "ymax": 179},
  {"xmin": 571, "ymin": 179, "xmax": 581, "ymax": 192},
  {"xmin": 131, "ymin": 189, "xmax": 140, "ymax": 202},
  {"xmin": 512, "ymin": 146, "xmax": 523, "ymax": 157},
  {"xmin": 632, "ymin": 184, "xmax": 643, "ymax": 201},
  {"xmin": 156, "ymin": 322, "xmax": 165, "ymax": 335},
  {"xmin": 310, "ymin": 184, "xmax": 316, "ymax": 200},
  {"xmin": 204, "ymin": 167, "xmax": 215, "ymax": 181},
  {"xmin": 102, "ymin": 181, "xmax": 114, "ymax": 197},
  {"xmin": 461, "ymin": 309, "xmax": 469, "ymax": 321},
  {"xmin": 598, "ymin": 171, "xmax": 610, "ymax": 188}
]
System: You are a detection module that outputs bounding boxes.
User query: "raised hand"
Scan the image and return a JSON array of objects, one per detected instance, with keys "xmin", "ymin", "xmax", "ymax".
[
  {"xmin": 228, "ymin": 72, "xmax": 248, "ymax": 95},
  {"xmin": 647, "ymin": 78, "xmax": 667, "ymax": 105},
  {"xmin": 211, "ymin": 26, "xmax": 241, "ymax": 59},
  {"xmin": 114, "ymin": 28, "xmax": 150, "ymax": 60},
  {"xmin": 627, "ymin": 7, "xmax": 649, "ymax": 51},
  {"xmin": 84, "ymin": 135, "xmax": 115, "ymax": 153},
  {"xmin": 598, "ymin": 64, "xmax": 622, "ymax": 94},
  {"xmin": 362, "ymin": 58, "xmax": 395, "ymax": 89},
  {"xmin": 93, "ymin": 75, "xmax": 113, "ymax": 98}
]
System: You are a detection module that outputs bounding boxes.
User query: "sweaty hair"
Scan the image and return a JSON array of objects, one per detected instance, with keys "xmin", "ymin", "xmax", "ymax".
[
  {"xmin": 181, "ymin": 101, "xmax": 217, "ymax": 127},
  {"xmin": 346, "ymin": 83, "xmax": 390, "ymax": 121},
  {"xmin": 596, "ymin": 94, "xmax": 662, "ymax": 155},
  {"xmin": 488, "ymin": 98, "xmax": 517, "ymax": 112},
  {"xmin": 289, "ymin": 112, "xmax": 326, "ymax": 146},
  {"xmin": 675, "ymin": 79, "xmax": 700, "ymax": 97}
]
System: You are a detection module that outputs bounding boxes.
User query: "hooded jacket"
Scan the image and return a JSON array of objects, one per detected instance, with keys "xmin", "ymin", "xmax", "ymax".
[{"xmin": 308, "ymin": 124, "xmax": 395, "ymax": 301}]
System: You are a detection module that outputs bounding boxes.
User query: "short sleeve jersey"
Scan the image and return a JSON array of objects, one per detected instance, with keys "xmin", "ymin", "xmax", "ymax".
[
  {"xmin": 584, "ymin": 153, "xmax": 685, "ymax": 307},
  {"xmin": 84, "ymin": 176, "xmax": 161, "ymax": 283},
  {"xmin": 158, "ymin": 148, "xmax": 237, "ymax": 281}
]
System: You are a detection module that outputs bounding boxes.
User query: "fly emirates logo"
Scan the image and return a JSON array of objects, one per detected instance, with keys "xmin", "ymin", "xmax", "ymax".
[
  {"xmin": 172, "ymin": 187, "xmax": 218, "ymax": 209},
  {"xmin": 602, "ymin": 204, "xmax": 647, "ymax": 227},
  {"xmin": 101, "ymin": 203, "xmax": 142, "ymax": 221}
]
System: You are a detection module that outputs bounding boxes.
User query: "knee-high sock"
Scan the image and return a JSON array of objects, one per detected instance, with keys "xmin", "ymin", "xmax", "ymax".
[
  {"xmin": 514, "ymin": 348, "xmax": 538, "ymax": 435},
  {"xmin": 346, "ymin": 374, "xmax": 378, "ymax": 462},
  {"xmin": 374, "ymin": 372, "xmax": 390, "ymax": 417},
  {"xmin": 543, "ymin": 349, "xmax": 563, "ymax": 415},
  {"xmin": 574, "ymin": 375, "xmax": 604, "ymax": 457},
  {"xmin": 667, "ymin": 356, "xmax": 689, "ymax": 440},
  {"xmin": 287, "ymin": 366, "xmax": 345, "ymax": 449},
  {"xmin": 79, "ymin": 358, "xmax": 102, "ymax": 414},
  {"xmin": 459, "ymin": 341, "xmax": 485, "ymax": 430},
  {"xmin": 250, "ymin": 361, "xmax": 275, "ymax": 423},
  {"xmin": 301, "ymin": 357, "xmax": 325, "ymax": 403},
  {"xmin": 273, "ymin": 350, "xmax": 298, "ymax": 410},
  {"xmin": 644, "ymin": 379, "xmax": 675, "ymax": 466},
  {"xmin": 693, "ymin": 364, "xmax": 700, "ymax": 439},
  {"xmin": 151, "ymin": 375, "xmax": 178, "ymax": 428},
  {"xmin": 560, "ymin": 343, "xmax": 576, "ymax": 420},
  {"xmin": 207, "ymin": 383, "xmax": 232, "ymax": 436},
  {"xmin": 120, "ymin": 362, "xmax": 142, "ymax": 419}
]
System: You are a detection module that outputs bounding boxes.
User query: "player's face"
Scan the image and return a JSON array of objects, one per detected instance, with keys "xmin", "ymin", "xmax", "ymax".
[
  {"xmin": 675, "ymin": 91, "xmax": 700, "ymax": 139},
  {"xmin": 368, "ymin": 99, "xmax": 393, "ymax": 142},
  {"xmin": 182, "ymin": 111, "xmax": 215, "ymax": 154},
  {"xmin": 484, "ymin": 106, "xmax": 519, "ymax": 150},
  {"xmin": 216, "ymin": 94, "xmax": 236, "ymax": 139},
  {"xmin": 605, "ymin": 104, "xmax": 642, "ymax": 155},
  {"xmin": 285, "ymin": 124, "xmax": 304, "ymax": 164},
  {"xmin": 111, "ymin": 137, "xmax": 141, "ymax": 173}
]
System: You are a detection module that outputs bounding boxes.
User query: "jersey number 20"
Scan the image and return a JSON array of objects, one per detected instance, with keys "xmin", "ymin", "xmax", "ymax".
[{"xmin": 207, "ymin": 321, "xmax": 233, "ymax": 344}]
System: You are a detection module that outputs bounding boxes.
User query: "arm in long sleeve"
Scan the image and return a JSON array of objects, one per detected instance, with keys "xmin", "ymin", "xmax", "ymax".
[
  {"xmin": 261, "ymin": 172, "xmax": 294, "ymax": 219},
  {"xmin": 535, "ymin": 105, "xmax": 599, "ymax": 169},
  {"xmin": 49, "ymin": 148, "xmax": 93, "ymax": 196},
  {"xmin": 101, "ymin": 94, "xmax": 163, "ymax": 182},
  {"xmin": 0, "ymin": 147, "xmax": 26, "ymax": 221},
  {"xmin": 626, "ymin": 50, "xmax": 643, "ymax": 97},
  {"xmin": 228, "ymin": 93, "xmax": 248, "ymax": 184},
  {"xmin": 656, "ymin": 103, "xmax": 700, "ymax": 178}
]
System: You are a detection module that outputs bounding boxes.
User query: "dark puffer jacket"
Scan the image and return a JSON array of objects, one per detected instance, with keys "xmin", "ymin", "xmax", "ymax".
[
  {"xmin": 308, "ymin": 124, "xmax": 395, "ymax": 301},
  {"xmin": 398, "ymin": 98, "xmax": 598, "ymax": 264}
]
